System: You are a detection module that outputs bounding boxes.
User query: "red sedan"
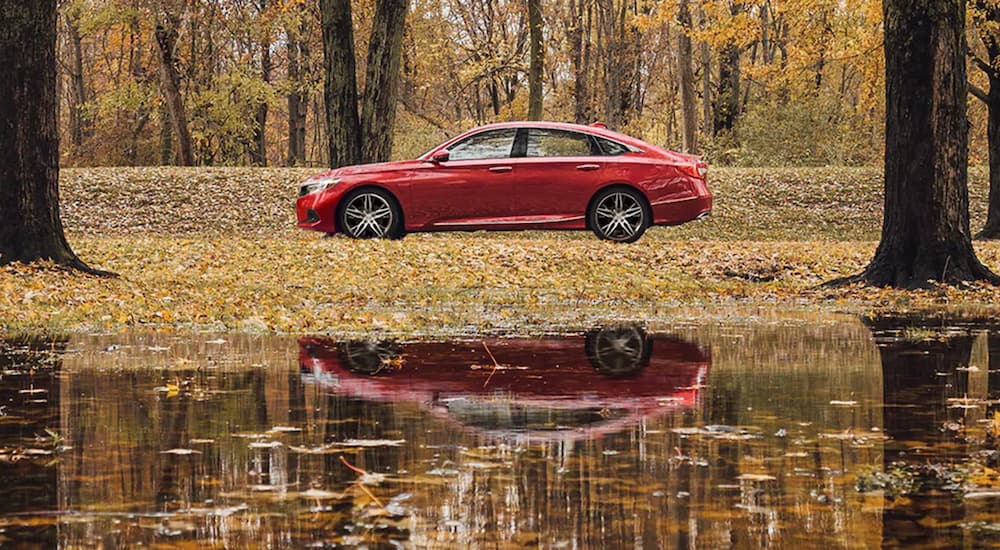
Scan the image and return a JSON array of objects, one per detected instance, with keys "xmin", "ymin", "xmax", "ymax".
[{"xmin": 296, "ymin": 121, "xmax": 711, "ymax": 242}]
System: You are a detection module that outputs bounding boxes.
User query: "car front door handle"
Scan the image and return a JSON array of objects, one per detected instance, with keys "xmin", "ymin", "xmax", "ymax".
[
  {"xmin": 489, "ymin": 166, "xmax": 513, "ymax": 173},
  {"xmin": 576, "ymin": 163, "xmax": 600, "ymax": 171}
]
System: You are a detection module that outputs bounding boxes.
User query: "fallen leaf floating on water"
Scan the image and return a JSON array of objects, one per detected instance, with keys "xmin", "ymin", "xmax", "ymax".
[
  {"xmin": 334, "ymin": 439, "xmax": 406, "ymax": 447},
  {"xmin": 738, "ymin": 474, "xmax": 777, "ymax": 482},
  {"xmin": 249, "ymin": 441, "xmax": 282, "ymax": 449},
  {"xmin": 299, "ymin": 489, "xmax": 344, "ymax": 500},
  {"xmin": 161, "ymin": 448, "xmax": 201, "ymax": 455},
  {"xmin": 268, "ymin": 426, "xmax": 302, "ymax": 433}
]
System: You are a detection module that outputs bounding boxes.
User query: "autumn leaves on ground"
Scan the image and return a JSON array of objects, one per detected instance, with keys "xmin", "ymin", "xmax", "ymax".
[{"xmin": 3, "ymin": 167, "xmax": 1000, "ymax": 335}]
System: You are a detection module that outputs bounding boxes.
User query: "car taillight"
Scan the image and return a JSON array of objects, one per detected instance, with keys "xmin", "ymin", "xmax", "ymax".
[{"xmin": 679, "ymin": 162, "xmax": 708, "ymax": 180}]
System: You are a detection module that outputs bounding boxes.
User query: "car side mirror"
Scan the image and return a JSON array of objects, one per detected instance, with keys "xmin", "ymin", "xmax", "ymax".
[{"xmin": 429, "ymin": 151, "xmax": 450, "ymax": 163}]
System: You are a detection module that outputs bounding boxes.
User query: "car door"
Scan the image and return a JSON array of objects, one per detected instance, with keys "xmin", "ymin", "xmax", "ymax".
[
  {"xmin": 511, "ymin": 128, "xmax": 607, "ymax": 219},
  {"xmin": 408, "ymin": 128, "xmax": 518, "ymax": 227}
]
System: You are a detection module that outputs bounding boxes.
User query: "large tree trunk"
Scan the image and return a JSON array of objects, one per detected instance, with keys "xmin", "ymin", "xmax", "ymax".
[
  {"xmin": 0, "ymin": 0, "xmax": 106, "ymax": 274},
  {"xmin": 974, "ymin": 3, "xmax": 1000, "ymax": 240},
  {"xmin": 159, "ymin": 101, "xmax": 173, "ymax": 165},
  {"xmin": 249, "ymin": 33, "xmax": 272, "ymax": 167},
  {"xmin": 359, "ymin": 0, "xmax": 408, "ymax": 163},
  {"xmin": 676, "ymin": 0, "xmax": 697, "ymax": 154},
  {"xmin": 154, "ymin": 11, "xmax": 194, "ymax": 166},
  {"xmin": 713, "ymin": 42, "xmax": 740, "ymax": 134},
  {"xmin": 286, "ymin": 12, "xmax": 308, "ymax": 166},
  {"xmin": 321, "ymin": 0, "xmax": 361, "ymax": 168},
  {"xmin": 569, "ymin": 0, "xmax": 589, "ymax": 123},
  {"xmin": 834, "ymin": 0, "xmax": 997, "ymax": 287},
  {"xmin": 527, "ymin": 0, "xmax": 543, "ymax": 120},
  {"xmin": 64, "ymin": 10, "xmax": 89, "ymax": 149},
  {"xmin": 980, "ymin": 68, "xmax": 1000, "ymax": 239}
]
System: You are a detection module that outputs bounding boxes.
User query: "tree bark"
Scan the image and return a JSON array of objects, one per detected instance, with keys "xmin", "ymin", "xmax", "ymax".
[
  {"xmin": 249, "ymin": 21, "xmax": 272, "ymax": 167},
  {"xmin": 527, "ymin": 0, "xmax": 543, "ymax": 120},
  {"xmin": 569, "ymin": 0, "xmax": 591, "ymax": 124},
  {"xmin": 980, "ymin": 66, "xmax": 1000, "ymax": 239},
  {"xmin": 830, "ymin": 0, "xmax": 998, "ymax": 287},
  {"xmin": 359, "ymin": 0, "xmax": 408, "ymax": 163},
  {"xmin": 286, "ymin": 10, "xmax": 308, "ymax": 166},
  {"xmin": 159, "ymin": 101, "xmax": 173, "ymax": 165},
  {"xmin": 321, "ymin": 0, "xmax": 361, "ymax": 168},
  {"xmin": 676, "ymin": 0, "xmax": 697, "ymax": 154},
  {"xmin": 0, "ymin": 0, "xmax": 108, "ymax": 274},
  {"xmin": 973, "ymin": 2, "xmax": 1000, "ymax": 240},
  {"xmin": 64, "ymin": 9, "xmax": 89, "ymax": 149},
  {"xmin": 154, "ymin": 10, "xmax": 194, "ymax": 166},
  {"xmin": 713, "ymin": 43, "xmax": 740, "ymax": 134}
]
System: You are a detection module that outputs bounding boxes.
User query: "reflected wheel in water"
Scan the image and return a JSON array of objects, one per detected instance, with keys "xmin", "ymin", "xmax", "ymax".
[
  {"xmin": 585, "ymin": 325, "xmax": 652, "ymax": 376},
  {"xmin": 339, "ymin": 340, "xmax": 400, "ymax": 375}
]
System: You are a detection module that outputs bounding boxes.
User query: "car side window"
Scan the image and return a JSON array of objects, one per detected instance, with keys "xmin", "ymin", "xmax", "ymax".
[
  {"xmin": 447, "ymin": 128, "xmax": 517, "ymax": 161},
  {"xmin": 594, "ymin": 136, "xmax": 630, "ymax": 156},
  {"xmin": 525, "ymin": 128, "xmax": 594, "ymax": 157}
]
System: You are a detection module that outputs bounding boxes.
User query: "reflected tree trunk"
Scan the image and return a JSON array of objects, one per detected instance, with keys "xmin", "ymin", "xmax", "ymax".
[
  {"xmin": 0, "ymin": 337, "xmax": 63, "ymax": 547},
  {"xmin": 865, "ymin": 317, "xmax": 973, "ymax": 546}
]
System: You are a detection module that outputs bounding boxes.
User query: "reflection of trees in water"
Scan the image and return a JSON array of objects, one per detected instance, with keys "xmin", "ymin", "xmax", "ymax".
[
  {"xmin": 863, "ymin": 317, "xmax": 995, "ymax": 547},
  {"xmin": 23, "ymin": 324, "xmax": 1000, "ymax": 547},
  {"xmin": 0, "ymin": 337, "xmax": 64, "ymax": 547}
]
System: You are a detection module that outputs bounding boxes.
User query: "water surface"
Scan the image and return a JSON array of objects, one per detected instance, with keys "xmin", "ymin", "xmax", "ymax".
[{"xmin": 1, "ymin": 319, "xmax": 999, "ymax": 548}]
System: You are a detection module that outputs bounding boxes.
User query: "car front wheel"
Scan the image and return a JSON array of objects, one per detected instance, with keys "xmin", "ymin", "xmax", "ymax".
[
  {"xmin": 589, "ymin": 187, "xmax": 649, "ymax": 243},
  {"xmin": 338, "ymin": 188, "xmax": 404, "ymax": 239}
]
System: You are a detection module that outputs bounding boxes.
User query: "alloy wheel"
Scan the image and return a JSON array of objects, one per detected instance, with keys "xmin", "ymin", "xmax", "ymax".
[
  {"xmin": 594, "ymin": 191, "xmax": 645, "ymax": 241},
  {"xmin": 343, "ymin": 192, "xmax": 394, "ymax": 238}
]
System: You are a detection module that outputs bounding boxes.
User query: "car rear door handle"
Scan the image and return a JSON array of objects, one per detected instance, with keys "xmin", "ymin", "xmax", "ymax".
[
  {"xmin": 576, "ymin": 163, "xmax": 600, "ymax": 171},
  {"xmin": 489, "ymin": 166, "xmax": 513, "ymax": 173}
]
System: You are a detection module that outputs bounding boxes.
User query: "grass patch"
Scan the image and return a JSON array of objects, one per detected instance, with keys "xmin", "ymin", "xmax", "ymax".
[{"xmin": 0, "ymin": 166, "xmax": 996, "ymax": 335}]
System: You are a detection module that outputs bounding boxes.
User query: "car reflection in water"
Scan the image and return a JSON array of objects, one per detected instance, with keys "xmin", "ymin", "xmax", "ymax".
[{"xmin": 299, "ymin": 325, "xmax": 710, "ymax": 443}]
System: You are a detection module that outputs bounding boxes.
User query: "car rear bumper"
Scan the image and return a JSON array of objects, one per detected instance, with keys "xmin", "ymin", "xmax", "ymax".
[{"xmin": 650, "ymin": 194, "xmax": 712, "ymax": 226}]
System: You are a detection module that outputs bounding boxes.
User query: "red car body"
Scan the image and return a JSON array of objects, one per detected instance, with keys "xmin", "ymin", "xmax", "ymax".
[
  {"xmin": 295, "ymin": 121, "xmax": 711, "ymax": 240},
  {"xmin": 298, "ymin": 328, "xmax": 710, "ymax": 442}
]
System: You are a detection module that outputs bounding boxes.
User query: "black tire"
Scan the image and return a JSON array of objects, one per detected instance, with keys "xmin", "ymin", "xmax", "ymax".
[
  {"xmin": 337, "ymin": 187, "xmax": 404, "ymax": 239},
  {"xmin": 584, "ymin": 325, "xmax": 652, "ymax": 377},
  {"xmin": 588, "ymin": 187, "xmax": 650, "ymax": 243}
]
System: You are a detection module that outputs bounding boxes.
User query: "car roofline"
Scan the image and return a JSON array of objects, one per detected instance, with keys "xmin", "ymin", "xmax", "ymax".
[{"xmin": 419, "ymin": 121, "xmax": 651, "ymax": 160}]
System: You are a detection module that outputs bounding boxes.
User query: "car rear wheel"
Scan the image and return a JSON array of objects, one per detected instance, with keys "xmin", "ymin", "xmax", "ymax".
[
  {"xmin": 589, "ymin": 187, "xmax": 649, "ymax": 243},
  {"xmin": 338, "ymin": 188, "xmax": 404, "ymax": 239}
]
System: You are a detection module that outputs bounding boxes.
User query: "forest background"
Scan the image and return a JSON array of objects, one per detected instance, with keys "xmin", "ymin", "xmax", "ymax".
[{"xmin": 58, "ymin": 0, "xmax": 903, "ymax": 169}]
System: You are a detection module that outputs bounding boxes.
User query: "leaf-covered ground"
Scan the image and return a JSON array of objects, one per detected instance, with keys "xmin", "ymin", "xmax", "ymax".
[{"xmin": 2, "ymin": 166, "xmax": 998, "ymax": 335}]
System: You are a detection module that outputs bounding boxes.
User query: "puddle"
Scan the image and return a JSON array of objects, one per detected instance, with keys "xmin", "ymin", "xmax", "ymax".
[{"xmin": 0, "ymin": 319, "xmax": 999, "ymax": 547}]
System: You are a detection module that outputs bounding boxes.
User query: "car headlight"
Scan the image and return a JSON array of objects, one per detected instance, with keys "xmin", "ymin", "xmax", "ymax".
[{"xmin": 299, "ymin": 177, "xmax": 341, "ymax": 197}]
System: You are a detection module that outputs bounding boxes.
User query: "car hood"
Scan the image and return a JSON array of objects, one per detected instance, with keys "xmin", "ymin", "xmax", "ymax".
[{"xmin": 308, "ymin": 160, "xmax": 425, "ymax": 181}]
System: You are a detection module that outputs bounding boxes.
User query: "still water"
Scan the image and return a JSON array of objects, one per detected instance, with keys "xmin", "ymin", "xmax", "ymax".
[{"xmin": 1, "ymin": 318, "xmax": 999, "ymax": 548}]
